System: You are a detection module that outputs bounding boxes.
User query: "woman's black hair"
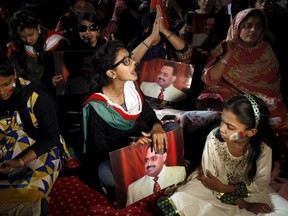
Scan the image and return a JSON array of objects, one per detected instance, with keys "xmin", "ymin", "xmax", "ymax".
[
  {"xmin": 217, "ymin": 95, "xmax": 278, "ymax": 182},
  {"xmin": 89, "ymin": 40, "xmax": 125, "ymax": 93},
  {"xmin": 0, "ymin": 49, "xmax": 14, "ymax": 77},
  {"xmin": 77, "ymin": 11, "xmax": 101, "ymax": 27},
  {"xmin": 8, "ymin": 10, "xmax": 48, "ymax": 67}
]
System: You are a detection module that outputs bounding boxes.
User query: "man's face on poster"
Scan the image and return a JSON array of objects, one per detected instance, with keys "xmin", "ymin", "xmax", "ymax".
[
  {"xmin": 157, "ymin": 65, "xmax": 176, "ymax": 89},
  {"xmin": 144, "ymin": 148, "xmax": 167, "ymax": 177}
]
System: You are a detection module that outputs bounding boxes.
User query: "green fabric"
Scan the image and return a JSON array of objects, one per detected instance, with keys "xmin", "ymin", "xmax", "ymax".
[
  {"xmin": 219, "ymin": 193, "xmax": 237, "ymax": 205},
  {"xmin": 234, "ymin": 182, "xmax": 249, "ymax": 197},
  {"xmin": 158, "ymin": 198, "xmax": 180, "ymax": 216},
  {"xmin": 82, "ymin": 100, "xmax": 136, "ymax": 153}
]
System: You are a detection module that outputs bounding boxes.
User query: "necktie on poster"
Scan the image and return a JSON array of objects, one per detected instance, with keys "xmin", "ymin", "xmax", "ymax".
[
  {"xmin": 153, "ymin": 176, "xmax": 161, "ymax": 192},
  {"xmin": 158, "ymin": 88, "xmax": 165, "ymax": 100}
]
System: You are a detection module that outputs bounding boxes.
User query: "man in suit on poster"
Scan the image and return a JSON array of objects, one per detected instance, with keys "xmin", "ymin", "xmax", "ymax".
[
  {"xmin": 126, "ymin": 144, "xmax": 186, "ymax": 206},
  {"xmin": 140, "ymin": 61, "xmax": 186, "ymax": 102}
]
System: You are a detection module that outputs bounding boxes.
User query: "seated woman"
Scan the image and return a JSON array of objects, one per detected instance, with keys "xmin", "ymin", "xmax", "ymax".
[
  {"xmin": 197, "ymin": 8, "xmax": 287, "ymax": 123},
  {"xmin": 7, "ymin": 10, "xmax": 70, "ymax": 90},
  {"xmin": 52, "ymin": 11, "xmax": 106, "ymax": 86},
  {"xmin": 159, "ymin": 95, "xmax": 288, "ymax": 215},
  {"xmin": 81, "ymin": 40, "xmax": 168, "ymax": 195},
  {"xmin": 0, "ymin": 51, "xmax": 66, "ymax": 215}
]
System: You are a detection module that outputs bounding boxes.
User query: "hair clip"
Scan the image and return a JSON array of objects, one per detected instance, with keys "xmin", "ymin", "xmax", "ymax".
[{"xmin": 244, "ymin": 94, "xmax": 260, "ymax": 128}]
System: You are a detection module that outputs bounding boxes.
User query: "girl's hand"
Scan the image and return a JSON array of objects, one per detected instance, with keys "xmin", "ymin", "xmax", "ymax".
[
  {"xmin": 130, "ymin": 131, "xmax": 152, "ymax": 145},
  {"xmin": 236, "ymin": 199, "xmax": 272, "ymax": 214},
  {"xmin": 223, "ymin": 40, "xmax": 237, "ymax": 57},
  {"xmin": 0, "ymin": 159, "xmax": 21, "ymax": 175},
  {"xmin": 197, "ymin": 170, "xmax": 224, "ymax": 192},
  {"xmin": 52, "ymin": 74, "xmax": 63, "ymax": 86},
  {"xmin": 156, "ymin": 5, "xmax": 167, "ymax": 33},
  {"xmin": 247, "ymin": 202, "xmax": 272, "ymax": 214},
  {"xmin": 150, "ymin": 123, "xmax": 167, "ymax": 154},
  {"xmin": 151, "ymin": 11, "xmax": 160, "ymax": 40}
]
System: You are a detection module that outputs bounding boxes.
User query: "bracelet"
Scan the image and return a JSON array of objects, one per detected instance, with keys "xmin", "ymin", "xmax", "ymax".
[
  {"xmin": 220, "ymin": 58, "xmax": 228, "ymax": 66},
  {"xmin": 142, "ymin": 41, "xmax": 150, "ymax": 49},
  {"xmin": 166, "ymin": 32, "xmax": 173, "ymax": 40},
  {"xmin": 19, "ymin": 157, "xmax": 28, "ymax": 167},
  {"xmin": 219, "ymin": 193, "xmax": 237, "ymax": 205}
]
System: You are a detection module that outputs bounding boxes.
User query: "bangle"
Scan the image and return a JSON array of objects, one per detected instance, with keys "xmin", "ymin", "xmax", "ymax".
[
  {"xmin": 166, "ymin": 32, "xmax": 173, "ymax": 40},
  {"xmin": 142, "ymin": 41, "xmax": 150, "ymax": 49},
  {"xmin": 220, "ymin": 58, "xmax": 228, "ymax": 66},
  {"xmin": 19, "ymin": 157, "xmax": 28, "ymax": 167}
]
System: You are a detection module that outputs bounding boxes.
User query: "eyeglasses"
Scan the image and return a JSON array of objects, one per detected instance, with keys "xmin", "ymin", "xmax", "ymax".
[
  {"xmin": 77, "ymin": 24, "xmax": 100, "ymax": 32},
  {"xmin": 111, "ymin": 53, "xmax": 135, "ymax": 69},
  {"xmin": 144, "ymin": 155, "xmax": 158, "ymax": 163}
]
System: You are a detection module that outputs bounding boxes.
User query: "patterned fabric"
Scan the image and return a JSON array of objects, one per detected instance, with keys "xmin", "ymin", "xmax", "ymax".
[
  {"xmin": 200, "ymin": 8, "xmax": 287, "ymax": 120},
  {"xmin": 153, "ymin": 176, "xmax": 161, "ymax": 193},
  {"xmin": 0, "ymin": 78, "xmax": 61, "ymax": 203},
  {"xmin": 157, "ymin": 197, "xmax": 182, "ymax": 216}
]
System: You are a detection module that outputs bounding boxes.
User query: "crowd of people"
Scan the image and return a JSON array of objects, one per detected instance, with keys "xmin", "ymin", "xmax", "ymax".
[{"xmin": 0, "ymin": 0, "xmax": 288, "ymax": 215}]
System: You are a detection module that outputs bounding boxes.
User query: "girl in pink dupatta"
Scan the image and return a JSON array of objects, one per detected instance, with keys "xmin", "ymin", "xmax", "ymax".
[{"xmin": 198, "ymin": 8, "xmax": 287, "ymax": 121}]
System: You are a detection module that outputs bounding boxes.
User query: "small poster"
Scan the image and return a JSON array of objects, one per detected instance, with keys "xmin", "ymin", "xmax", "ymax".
[
  {"xmin": 110, "ymin": 127, "xmax": 186, "ymax": 208},
  {"xmin": 137, "ymin": 58, "xmax": 194, "ymax": 110}
]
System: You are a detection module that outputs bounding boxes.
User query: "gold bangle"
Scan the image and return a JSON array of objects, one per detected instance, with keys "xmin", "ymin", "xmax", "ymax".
[
  {"xmin": 166, "ymin": 32, "xmax": 173, "ymax": 40},
  {"xmin": 142, "ymin": 41, "xmax": 149, "ymax": 49}
]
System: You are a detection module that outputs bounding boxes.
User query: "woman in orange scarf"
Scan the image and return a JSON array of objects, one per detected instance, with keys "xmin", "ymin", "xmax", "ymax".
[{"xmin": 198, "ymin": 8, "xmax": 287, "ymax": 122}]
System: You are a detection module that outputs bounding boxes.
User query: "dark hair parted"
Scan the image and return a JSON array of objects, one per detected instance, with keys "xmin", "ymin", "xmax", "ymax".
[
  {"xmin": 0, "ymin": 49, "xmax": 14, "ymax": 77},
  {"xmin": 89, "ymin": 40, "xmax": 125, "ymax": 93},
  {"xmin": 217, "ymin": 95, "xmax": 278, "ymax": 182},
  {"xmin": 8, "ymin": 10, "xmax": 48, "ymax": 67}
]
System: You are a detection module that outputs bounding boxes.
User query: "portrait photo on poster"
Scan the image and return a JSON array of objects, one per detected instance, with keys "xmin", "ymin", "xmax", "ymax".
[
  {"xmin": 53, "ymin": 50, "xmax": 95, "ymax": 95},
  {"xmin": 137, "ymin": 58, "xmax": 194, "ymax": 110},
  {"xmin": 109, "ymin": 127, "xmax": 186, "ymax": 208}
]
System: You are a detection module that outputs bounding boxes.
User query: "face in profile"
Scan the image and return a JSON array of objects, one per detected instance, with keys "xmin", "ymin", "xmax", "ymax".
[
  {"xmin": 157, "ymin": 65, "xmax": 176, "ymax": 89},
  {"xmin": 254, "ymin": 0, "xmax": 275, "ymax": 14},
  {"xmin": 0, "ymin": 75, "xmax": 16, "ymax": 100},
  {"xmin": 144, "ymin": 147, "xmax": 167, "ymax": 177}
]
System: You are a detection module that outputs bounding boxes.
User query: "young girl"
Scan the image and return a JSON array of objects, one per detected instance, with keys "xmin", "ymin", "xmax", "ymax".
[
  {"xmin": 7, "ymin": 10, "xmax": 70, "ymax": 87},
  {"xmin": 81, "ymin": 40, "xmax": 168, "ymax": 195},
  {"xmin": 158, "ymin": 95, "xmax": 288, "ymax": 215},
  {"xmin": 0, "ymin": 50, "xmax": 65, "ymax": 215}
]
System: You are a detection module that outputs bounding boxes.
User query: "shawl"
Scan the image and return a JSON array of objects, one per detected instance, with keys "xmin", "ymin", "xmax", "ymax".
[
  {"xmin": 82, "ymin": 81, "xmax": 144, "ymax": 153},
  {"xmin": 201, "ymin": 8, "xmax": 287, "ymax": 119}
]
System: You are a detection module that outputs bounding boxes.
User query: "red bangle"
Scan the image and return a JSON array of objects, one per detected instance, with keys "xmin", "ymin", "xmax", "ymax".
[{"xmin": 19, "ymin": 157, "xmax": 28, "ymax": 167}]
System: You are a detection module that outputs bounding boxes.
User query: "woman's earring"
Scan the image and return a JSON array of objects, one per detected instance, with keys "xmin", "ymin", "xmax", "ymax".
[{"xmin": 38, "ymin": 29, "xmax": 41, "ymax": 34}]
